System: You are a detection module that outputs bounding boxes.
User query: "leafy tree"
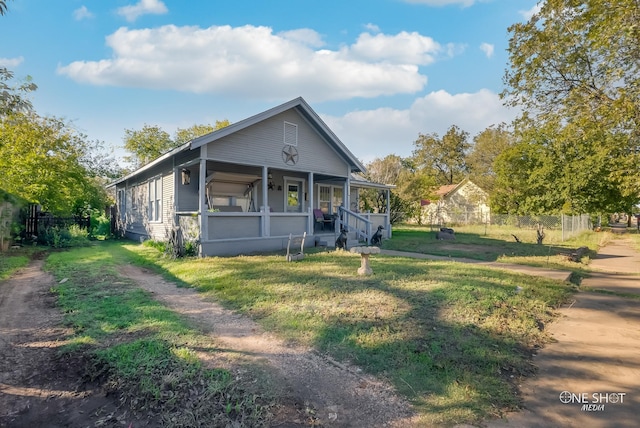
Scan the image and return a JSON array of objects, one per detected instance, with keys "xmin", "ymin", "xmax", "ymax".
[
  {"xmin": 500, "ymin": 0, "xmax": 640, "ymax": 213},
  {"xmin": 123, "ymin": 125, "xmax": 174, "ymax": 168},
  {"xmin": 0, "ymin": 0, "xmax": 10, "ymax": 16},
  {"xmin": 467, "ymin": 123, "xmax": 512, "ymax": 194},
  {"xmin": 173, "ymin": 120, "xmax": 230, "ymax": 145},
  {"xmin": 359, "ymin": 155, "xmax": 409, "ymax": 224},
  {"xmin": 1, "ymin": 67, "xmax": 37, "ymax": 117},
  {"xmin": 492, "ymin": 116, "xmax": 633, "ymax": 214},
  {"xmin": 0, "ymin": 112, "xmax": 111, "ymax": 215},
  {"xmin": 412, "ymin": 125, "xmax": 470, "ymax": 185},
  {"xmin": 124, "ymin": 121, "xmax": 231, "ymax": 167},
  {"xmin": 359, "ymin": 155, "xmax": 436, "ymax": 224}
]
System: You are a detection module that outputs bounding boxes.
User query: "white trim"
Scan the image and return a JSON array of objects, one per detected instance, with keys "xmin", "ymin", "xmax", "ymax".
[
  {"xmin": 148, "ymin": 176, "xmax": 162, "ymax": 223},
  {"xmin": 283, "ymin": 176, "xmax": 307, "ymax": 213}
]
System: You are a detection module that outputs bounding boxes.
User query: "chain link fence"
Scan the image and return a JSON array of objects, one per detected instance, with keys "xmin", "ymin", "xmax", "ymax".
[
  {"xmin": 398, "ymin": 210, "xmax": 593, "ymax": 242},
  {"xmin": 490, "ymin": 213, "xmax": 593, "ymax": 241}
]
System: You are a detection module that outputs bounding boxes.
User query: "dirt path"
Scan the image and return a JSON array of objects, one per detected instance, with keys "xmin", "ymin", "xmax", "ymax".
[
  {"xmin": 0, "ymin": 259, "xmax": 124, "ymax": 428},
  {"xmin": 487, "ymin": 239, "xmax": 640, "ymax": 428},
  {"xmin": 118, "ymin": 264, "xmax": 416, "ymax": 427}
]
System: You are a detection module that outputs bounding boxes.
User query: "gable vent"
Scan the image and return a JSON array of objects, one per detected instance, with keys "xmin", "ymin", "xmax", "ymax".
[{"xmin": 284, "ymin": 121, "xmax": 298, "ymax": 146}]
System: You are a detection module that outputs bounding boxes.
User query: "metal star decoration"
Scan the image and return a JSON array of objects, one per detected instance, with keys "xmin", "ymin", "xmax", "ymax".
[{"xmin": 282, "ymin": 145, "xmax": 299, "ymax": 165}]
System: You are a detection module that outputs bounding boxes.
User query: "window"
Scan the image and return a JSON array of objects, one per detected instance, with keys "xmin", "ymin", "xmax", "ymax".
[
  {"xmin": 284, "ymin": 121, "xmax": 298, "ymax": 146},
  {"xmin": 148, "ymin": 177, "xmax": 162, "ymax": 222},
  {"xmin": 117, "ymin": 190, "xmax": 126, "ymax": 221},
  {"xmin": 317, "ymin": 185, "xmax": 344, "ymax": 214},
  {"xmin": 318, "ymin": 186, "xmax": 331, "ymax": 213},
  {"xmin": 332, "ymin": 187, "xmax": 343, "ymax": 214},
  {"xmin": 131, "ymin": 185, "xmax": 138, "ymax": 210}
]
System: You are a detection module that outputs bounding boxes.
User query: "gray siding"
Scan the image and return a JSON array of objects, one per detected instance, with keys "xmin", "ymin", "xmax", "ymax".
[
  {"xmin": 207, "ymin": 215, "xmax": 261, "ymax": 240},
  {"xmin": 205, "ymin": 110, "xmax": 349, "ymax": 176},
  {"xmin": 116, "ymin": 160, "xmax": 175, "ymax": 241},
  {"xmin": 176, "ymin": 162, "xmax": 200, "ymax": 212},
  {"xmin": 270, "ymin": 215, "xmax": 308, "ymax": 236}
]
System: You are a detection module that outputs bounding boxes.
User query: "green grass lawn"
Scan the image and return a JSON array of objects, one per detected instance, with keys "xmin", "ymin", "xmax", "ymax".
[
  {"xmin": 112, "ymin": 240, "xmax": 575, "ymax": 426},
  {"xmin": 6, "ymin": 228, "xmax": 614, "ymax": 425},
  {"xmin": 0, "ymin": 247, "xmax": 38, "ymax": 280},
  {"xmin": 383, "ymin": 225, "xmax": 615, "ymax": 272}
]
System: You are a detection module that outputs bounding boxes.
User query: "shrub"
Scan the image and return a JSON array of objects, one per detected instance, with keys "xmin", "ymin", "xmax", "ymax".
[
  {"xmin": 90, "ymin": 211, "xmax": 112, "ymax": 238},
  {"xmin": 143, "ymin": 239, "xmax": 167, "ymax": 253},
  {"xmin": 38, "ymin": 224, "xmax": 90, "ymax": 248}
]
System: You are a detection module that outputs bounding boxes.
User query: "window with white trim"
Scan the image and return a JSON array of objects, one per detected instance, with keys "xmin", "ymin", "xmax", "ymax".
[
  {"xmin": 284, "ymin": 121, "xmax": 298, "ymax": 146},
  {"xmin": 148, "ymin": 177, "xmax": 162, "ymax": 222},
  {"xmin": 332, "ymin": 187, "xmax": 343, "ymax": 213},
  {"xmin": 318, "ymin": 185, "xmax": 331, "ymax": 213}
]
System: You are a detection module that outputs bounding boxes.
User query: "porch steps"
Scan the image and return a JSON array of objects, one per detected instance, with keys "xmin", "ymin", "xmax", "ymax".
[{"xmin": 314, "ymin": 233, "xmax": 363, "ymax": 249}]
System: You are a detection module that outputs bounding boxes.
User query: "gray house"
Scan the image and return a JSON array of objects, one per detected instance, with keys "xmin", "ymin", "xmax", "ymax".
[{"xmin": 110, "ymin": 97, "xmax": 392, "ymax": 256}]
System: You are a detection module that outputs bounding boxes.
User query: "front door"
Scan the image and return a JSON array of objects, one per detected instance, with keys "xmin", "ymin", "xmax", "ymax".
[{"xmin": 286, "ymin": 180, "xmax": 304, "ymax": 212}]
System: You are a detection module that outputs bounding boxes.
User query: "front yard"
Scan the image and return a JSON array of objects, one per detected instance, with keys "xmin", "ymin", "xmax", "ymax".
[
  {"xmin": 114, "ymin": 239, "xmax": 573, "ymax": 425},
  {"xmin": 1, "ymin": 232, "xmax": 580, "ymax": 426}
]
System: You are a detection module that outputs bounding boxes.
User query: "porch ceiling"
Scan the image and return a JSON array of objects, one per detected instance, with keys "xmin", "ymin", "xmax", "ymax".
[{"xmin": 206, "ymin": 171, "xmax": 262, "ymax": 184}]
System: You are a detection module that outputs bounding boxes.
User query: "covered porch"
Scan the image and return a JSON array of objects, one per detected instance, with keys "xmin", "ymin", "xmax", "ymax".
[{"xmin": 174, "ymin": 160, "xmax": 391, "ymax": 256}]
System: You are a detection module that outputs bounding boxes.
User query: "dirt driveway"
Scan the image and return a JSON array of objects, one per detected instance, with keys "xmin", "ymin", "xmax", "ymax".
[{"xmin": 0, "ymin": 258, "xmax": 124, "ymax": 428}]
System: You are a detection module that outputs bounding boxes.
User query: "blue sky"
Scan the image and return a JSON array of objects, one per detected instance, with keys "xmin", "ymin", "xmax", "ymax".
[{"xmin": 0, "ymin": 0, "xmax": 540, "ymax": 164}]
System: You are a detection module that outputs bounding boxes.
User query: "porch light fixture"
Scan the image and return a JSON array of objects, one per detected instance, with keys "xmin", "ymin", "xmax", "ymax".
[
  {"xmin": 181, "ymin": 168, "xmax": 191, "ymax": 185},
  {"xmin": 268, "ymin": 172, "xmax": 274, "ymax": 190}
]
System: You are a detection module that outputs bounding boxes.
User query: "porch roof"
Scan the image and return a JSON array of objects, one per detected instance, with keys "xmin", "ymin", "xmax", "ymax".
[{"xmin": 350, "ymin": 173, "xmax": 396, "ymax": 190}]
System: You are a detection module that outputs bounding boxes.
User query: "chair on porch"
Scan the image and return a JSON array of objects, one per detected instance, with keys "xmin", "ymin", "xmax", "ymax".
[{"xmin": 313, "ymin": 209, "xmax": 334, "ymax": 231}]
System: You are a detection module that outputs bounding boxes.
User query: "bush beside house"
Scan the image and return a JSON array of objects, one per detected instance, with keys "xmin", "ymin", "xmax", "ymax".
[{"xmin": 0, "ymin": 189, "xmax": 27, "ymax": 251}]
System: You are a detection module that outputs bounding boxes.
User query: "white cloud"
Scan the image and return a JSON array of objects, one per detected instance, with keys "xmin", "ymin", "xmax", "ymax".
[
  {"xmin": 117, "ymin": 0, "xmax": 168, "ymax": 22},
  {"xmin": 58, "ymin": 25, "xmax": 444, "ymax": 101},
  {"xmin": 323, "ymin": 89, "xmax": 519, "ymax": 162},
  {"xmin": 278, "ymin": 29, "xmax": 325, "ymax": 48},
  {"xmin": 479, "ymin": 42, "xmax": 494, "ymax": 58},
  {"xmin": 520, "ymin": 3, "xmax": 542, "ymax": 20},
  {"xmin": 0, "ymin": 56, "xmax": 24, "ymax": 67},
  {"xmin": 364, "ymin": 23, "xmax": 381, "ymax": 33},
  {"xmin": 349, "ymin": 31, "xmax": 442, "ymax": 65},
  {"xmin": 73, "ymin": 6, "xmax": 94, "ymax": 21}
]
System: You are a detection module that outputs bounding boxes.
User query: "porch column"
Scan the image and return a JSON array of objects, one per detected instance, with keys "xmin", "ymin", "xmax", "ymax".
[
  {"xmin": 308, "ymin": 172, "xmax": 314, "ymax": 234},
  {"xmin": 386, "ymin": 188, "xmax": 391, "ymax": 237},
  {"xmin": 198, "ymin": 155, "xmax": 207, "ymax": 255},
  {"xmin": 262, "ymin": 166, "xmax": 270, "ymax": 237},
  {"xmin": 344, "ymin": 175, "xmax": 350, "ymax": 218}
]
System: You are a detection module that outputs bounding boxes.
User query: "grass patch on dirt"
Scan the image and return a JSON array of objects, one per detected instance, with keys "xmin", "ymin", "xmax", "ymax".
[
  {"xmin": 45, "ymin": 246, "xmax": 272, "ymax": 428},
  {"xmin": 0, "ymin": 247, "xmax": 42, "ymax": 280},
  {"xmin": 626, "ymin": 233, "xmax": 640, "ymax": 251},
  {"xmin": 117, "ymin": 241, "xmax": 575, "ymax": 426},
  {"xmin": 0, "ymin": 253, "xmax": 29, "ymax": 280}
]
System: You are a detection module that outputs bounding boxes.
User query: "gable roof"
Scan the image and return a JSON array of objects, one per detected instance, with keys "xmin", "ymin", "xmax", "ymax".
[
  {"xmin": 109, "ymin": 97, "xmax": 365, "ymax": 187},
  {"xmin": 434, "ymin": 179, "xmax": 487, "ymax": 199},
  {"xmin": 190, "ymin": 97, "xmax": 366, "ymax": 173},
  {"xmin": 435, "ymin": 184, "xmax": 458, "ymax": 197}
]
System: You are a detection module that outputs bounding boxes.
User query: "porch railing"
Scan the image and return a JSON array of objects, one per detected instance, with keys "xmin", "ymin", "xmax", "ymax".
[{"xmin": 337, "ymin": 206, "xmax": 373, "ymax": 244}]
